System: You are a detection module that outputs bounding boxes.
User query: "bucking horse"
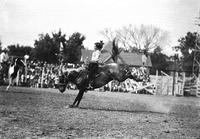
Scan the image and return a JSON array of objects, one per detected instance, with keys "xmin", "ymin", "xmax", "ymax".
[{"xmin": 58, "ymin": 39, "xmax": 149, "ymax": 108}]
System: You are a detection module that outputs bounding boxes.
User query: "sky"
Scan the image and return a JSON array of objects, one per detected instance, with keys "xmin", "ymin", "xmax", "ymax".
[{"xmin": 0, "ymin": 0, "xmax": 200, "ymax": 55}]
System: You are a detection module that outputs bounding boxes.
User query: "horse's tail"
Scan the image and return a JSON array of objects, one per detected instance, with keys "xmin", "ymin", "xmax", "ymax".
[
  {"xmin": 103, "ymin": 38, "xmax": 124, "ymax": 64},
  {"xmin": 112, "ymin": 38, "xmax": 119, "ymax": 63}
]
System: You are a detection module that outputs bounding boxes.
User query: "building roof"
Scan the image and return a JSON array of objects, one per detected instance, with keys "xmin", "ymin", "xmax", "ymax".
[{"xmin": 81, "ymin": 49, "xmax": 93, "ymax": 62}]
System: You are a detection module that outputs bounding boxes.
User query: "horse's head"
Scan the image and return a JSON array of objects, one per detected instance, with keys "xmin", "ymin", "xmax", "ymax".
[
  {"xmin": 15, "ymin": 58, "xmax": 25, "ymax": 67},
  {"xmin": 130, "ymin": 67, "xmax": 150, "ymax": 83},
  {"xmin": 58, "ymin": 72, "xmax": 68, "ymax": 93}
]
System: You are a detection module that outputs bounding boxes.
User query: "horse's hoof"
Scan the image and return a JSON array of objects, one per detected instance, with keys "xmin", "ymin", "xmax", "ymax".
[
  {"xmin": 69, "ymin": 105, "xmax": 77, "ymax": 108},
  {"xmin": 65, "ymin": 105, "xmax": 74, "ymax": 108},
  {"xmin": 64, "ymin": 105, "xmax": 70, "ymax": 108}
]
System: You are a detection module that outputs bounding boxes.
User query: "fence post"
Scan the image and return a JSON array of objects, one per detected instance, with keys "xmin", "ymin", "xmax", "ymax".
[
  {"xmin": 156, "ymin": 70, "xmax": 158, "ymax": 94},
  {"xmin": 161, "ymin": 71, "xmax": 163, "ymax": 95},
  {"xmin": 41, "ymin": 67, "xmax": 44, "ymax": 88},
  {"xmin": 155, "ymin": 70, "xmax": 158, "ymax": 83},
  {"xmin": 172, "ymin": 71, "xmax": 175, "ymax": 96},
  {"xmin": 174, "ymin": 72, "xmax": 178, "ymax": 95},
  {"xmin": 180, "ymin": 72, "xmax": 185, "ymax": 96},
  {"xmin": 197, "ymin": 74, "xmax": 200, "ymax": 97}
]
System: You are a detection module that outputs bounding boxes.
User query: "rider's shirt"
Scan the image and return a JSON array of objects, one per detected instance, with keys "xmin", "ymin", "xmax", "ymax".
[
  {"xmin": 0, "ymin": 52, "xmax": 9, "ymax": 63},
  {"xmin": 91, "ymin": 50, "xmax": 101, "ymax": 62},
  {"xmin": 0, "ymin": 52, "xmax": 5, "ymax": 63}
]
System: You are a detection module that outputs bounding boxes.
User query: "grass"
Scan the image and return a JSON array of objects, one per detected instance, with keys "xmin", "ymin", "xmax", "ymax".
[{"xmin": 0, "ymin": 86, "xmax": 199, "ymax": 139}]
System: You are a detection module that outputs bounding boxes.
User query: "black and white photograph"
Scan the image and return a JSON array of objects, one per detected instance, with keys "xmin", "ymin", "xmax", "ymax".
[{"xmin": 0, "ymin": 0, "xmax": 200, "ymax": 138}]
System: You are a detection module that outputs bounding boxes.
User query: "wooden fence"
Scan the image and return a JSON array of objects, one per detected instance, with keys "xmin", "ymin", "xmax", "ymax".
[{"xmin": 151, "ymin": 71, "xmax": 199, "ymax": 97}]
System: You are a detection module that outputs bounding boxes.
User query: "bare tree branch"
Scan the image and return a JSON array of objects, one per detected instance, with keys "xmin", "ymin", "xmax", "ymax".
[
  {"xmin": 99, "ymin": 28, "xmax": 116, "ymax": 41},
  {"xmin": 100, "ymin": 25, "xmax": 169, "ymax": 53}
]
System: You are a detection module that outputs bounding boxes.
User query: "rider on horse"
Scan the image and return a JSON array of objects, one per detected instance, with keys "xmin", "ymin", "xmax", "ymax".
[
  {"xmin": 58, "ymin": 38, "xmax": 150, "ymax": 107},
  {"xmin": 87, "ymin": 40, "xmax": 104, "ymax": 89}
]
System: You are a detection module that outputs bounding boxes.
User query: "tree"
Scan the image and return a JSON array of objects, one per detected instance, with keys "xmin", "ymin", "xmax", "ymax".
[
  {"xmin": 33, "ymin": 33, "xmax": 60, "ymax": 63},
  {"xmin": 0, "ymin": 40, "xmax": 2, "ymax": 52},
  {"xmin": 116, "ymin": 25, "xmax": 142, "ymax": 51},
  {"xmin": 7, "ymin": 44, "xmax": 33, "ymax": 58},
  {"xmin": 150, "ymin": 47, "xmax": 169, "ymax": 74},
  {"xmin": 118, "ymin": 25, "xmax": 169, "ymax": 52},
  {"xmin": 178, "ymin": 32, "xmax": 200, "ymax": 72},
  {"xmin": 52, "ymin": 29, "xmax": 66, "ymax": 51},
  {"xmin": 100, "ymin": 24, "xmax": 169, "ymax": 53},
  {"xmin": 99, "ymin": 28, "xmax": 116, "ymax": 41},
  {"xmin": 62, "ymin": 32, "xmax": 85, "ymax": 63}
]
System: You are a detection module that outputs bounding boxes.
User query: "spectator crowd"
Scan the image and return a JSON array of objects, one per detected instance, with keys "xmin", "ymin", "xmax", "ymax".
[
  {"xmin": 10, "ymin": 60, "xmax": 140, "ymax": 93},
  {"xmin": 18, "ymin": 61, "xmax": 66, "ymax": 89},
  {"xmin": 0, "ymin": 56, "xmax": 144, "ymax": 93}
]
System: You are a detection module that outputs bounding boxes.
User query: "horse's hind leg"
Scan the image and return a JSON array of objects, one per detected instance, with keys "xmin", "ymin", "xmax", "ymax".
[{"xmin": 70, "ymin": 89, "xmax": 85, "ymax": 107}]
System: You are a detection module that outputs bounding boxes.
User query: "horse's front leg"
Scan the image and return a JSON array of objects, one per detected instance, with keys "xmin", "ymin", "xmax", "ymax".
[
  {"xmin": 70, "ymin": 89, "xmax": 85, "ymax": 108},
  {"xmin": 75, "ymin": 90, "xmax": 85, "ymax": 107},
  {"xmin": 6, "ymin": 78, "xmax": 12, "ymax": 91}
]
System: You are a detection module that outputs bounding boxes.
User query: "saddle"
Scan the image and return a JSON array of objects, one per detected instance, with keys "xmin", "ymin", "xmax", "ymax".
[{"xmin": 86, "ymin": 63, "xmax": 105, "ymax": 78}]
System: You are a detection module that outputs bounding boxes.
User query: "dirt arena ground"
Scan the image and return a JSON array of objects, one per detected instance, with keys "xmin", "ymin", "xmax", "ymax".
[{"xmin": 0, "ymin": 87, "xmax": 200, "ymax": 139}]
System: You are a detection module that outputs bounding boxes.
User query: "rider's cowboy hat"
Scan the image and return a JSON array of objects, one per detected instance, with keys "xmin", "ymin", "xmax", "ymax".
[{"xmin": 94, "ymin": 40, "xmax": 104, "ymax": 50}]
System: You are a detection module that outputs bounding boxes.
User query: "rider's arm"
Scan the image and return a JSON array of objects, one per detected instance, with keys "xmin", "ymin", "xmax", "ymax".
[{"xmin": 100, "ymin": 49, "xmax": 108, "ymax": 54}]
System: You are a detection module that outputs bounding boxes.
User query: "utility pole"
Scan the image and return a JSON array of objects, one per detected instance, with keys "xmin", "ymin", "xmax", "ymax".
[
  {"xmin": 192, "ymin": 10, "xmax": 200, "ymax": 77},
  {"xmin": 192, "ymin": 10, "xmax": 200, "ymax": 97},
  {"xmin": 195, "ymin": 10, "xmax": 200, "ymax": 27}
]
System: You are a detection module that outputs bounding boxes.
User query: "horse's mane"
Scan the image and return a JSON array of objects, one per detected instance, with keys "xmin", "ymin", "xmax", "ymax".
[
  {"xmin": 10, "ymin": 59, "xmax": 16, "ymax": 67},
  {"xmin": 10, "ymin": 58, "xmax": 21, "ymax": 67}
]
